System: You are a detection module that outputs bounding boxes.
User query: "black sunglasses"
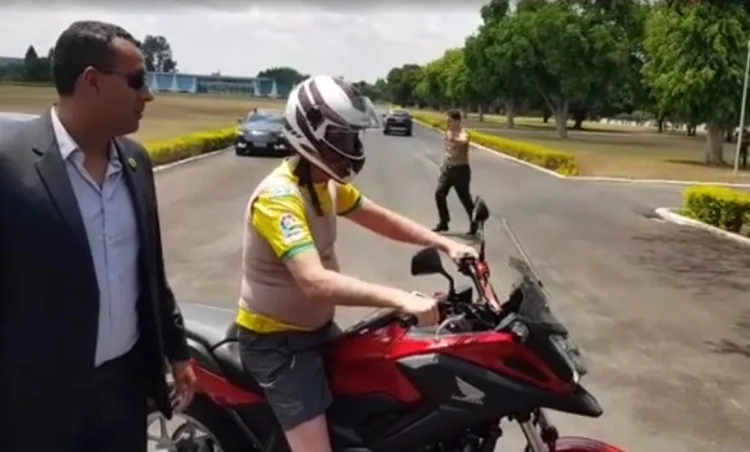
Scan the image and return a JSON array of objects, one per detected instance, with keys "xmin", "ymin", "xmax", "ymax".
[{"xmin": 99, "ymin": 69, "xmax": 147, "ymax": 91}]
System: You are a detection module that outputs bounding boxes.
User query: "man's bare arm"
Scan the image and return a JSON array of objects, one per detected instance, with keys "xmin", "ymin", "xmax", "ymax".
[
  {"xmin": 284, "ymin": 248, "xmax": 412, "ymax": 308},
  {"xmin": 345, "ymin": 198, "xmax": 453, "ymax": 253}
]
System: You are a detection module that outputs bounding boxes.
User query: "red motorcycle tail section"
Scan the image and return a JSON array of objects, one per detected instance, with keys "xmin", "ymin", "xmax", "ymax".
[
  {"xmin": 189, "ymin": 358, "xmax": 263, "ymax": 405},
  {"xmin": 554, "ymin": 437, "xmax": 627, "ymax": 452}
]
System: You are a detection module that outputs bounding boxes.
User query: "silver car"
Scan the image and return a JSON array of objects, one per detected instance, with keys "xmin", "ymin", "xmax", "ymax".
[
  {"xmin": 0, "ymin": 112, "xmax": 38, "ymax": 139},
  {"xmin": 234, "ymin": 112, "xmax": 290, "ymax": 157}
]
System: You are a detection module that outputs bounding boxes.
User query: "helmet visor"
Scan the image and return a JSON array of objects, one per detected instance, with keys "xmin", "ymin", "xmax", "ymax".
[{"xmin": 320, "ymin": 126, "xmax": 365, "ymax": 180}]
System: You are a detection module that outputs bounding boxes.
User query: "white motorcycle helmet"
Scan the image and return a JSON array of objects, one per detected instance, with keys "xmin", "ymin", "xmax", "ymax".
[{"xmin": 283, "ymin": 75, "xmax": 381, "ymax": 184}]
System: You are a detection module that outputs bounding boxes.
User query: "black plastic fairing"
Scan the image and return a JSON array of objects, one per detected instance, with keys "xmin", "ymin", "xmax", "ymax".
[
  {"xmin": 541, "ymin": 384, "xmax": 602, "ymax": 418},
  {"xmin": 369, "ymin": 354, "xmax": 551, "ymax": 450},
  {"xmin": 187, "ymin": 337, "xmax": 223, "ymax": 375}
]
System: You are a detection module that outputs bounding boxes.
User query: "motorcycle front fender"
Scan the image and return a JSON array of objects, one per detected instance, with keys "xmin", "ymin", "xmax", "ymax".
[
  {"xmin": 554, "ymin": 436, "xmax": 627, "ymax": 452},
  {"xmin": 541, "ymin": 384, "xmax": 603, "ymax": 418}
]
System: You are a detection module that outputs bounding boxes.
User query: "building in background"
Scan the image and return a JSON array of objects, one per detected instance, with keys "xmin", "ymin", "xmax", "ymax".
[{"xmin": 146, "ymin": 72, "xmax": 294, "ymax": 98}]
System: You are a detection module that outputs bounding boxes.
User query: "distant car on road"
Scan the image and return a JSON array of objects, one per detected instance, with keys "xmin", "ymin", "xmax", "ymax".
[
  {"xmin": 382, "ymin": 109, "xmax": 413, "ymax": 136},
  {"xmin": 235, "ymin": 112, "xmax": 290, "ymax": 157}
]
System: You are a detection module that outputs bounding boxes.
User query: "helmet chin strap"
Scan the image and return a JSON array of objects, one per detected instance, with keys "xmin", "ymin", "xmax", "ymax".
[{"xmin": 293, "ymin": 157, "xmax": 324, "ymax": 216}]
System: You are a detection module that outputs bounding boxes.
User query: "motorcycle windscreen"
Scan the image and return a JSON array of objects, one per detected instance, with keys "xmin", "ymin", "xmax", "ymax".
[{"xmin": 361, "ymin": 96, "xmax": 383, "ymax": 129}]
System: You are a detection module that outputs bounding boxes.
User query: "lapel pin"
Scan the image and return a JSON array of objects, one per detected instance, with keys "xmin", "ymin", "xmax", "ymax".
[{"xmin": 128, "ymin": 157, "xmax": 138, "ymax": 171}]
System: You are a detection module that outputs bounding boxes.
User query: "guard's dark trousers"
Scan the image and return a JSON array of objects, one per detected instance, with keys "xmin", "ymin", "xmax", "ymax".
[{"xmin": 435, "ymin": 164, "xmax": 474, "ymax": 226}]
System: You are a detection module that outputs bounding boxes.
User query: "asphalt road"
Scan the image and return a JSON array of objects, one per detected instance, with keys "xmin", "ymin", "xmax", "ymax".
[{"xmin": 156, "ymin": 124, "xmax": 750, "ymax": 452}]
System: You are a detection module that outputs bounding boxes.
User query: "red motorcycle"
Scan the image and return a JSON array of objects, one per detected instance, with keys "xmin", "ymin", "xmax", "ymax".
[{"xmin": 147, "ymin": 197, "xmax": 625, "ymax": 452}]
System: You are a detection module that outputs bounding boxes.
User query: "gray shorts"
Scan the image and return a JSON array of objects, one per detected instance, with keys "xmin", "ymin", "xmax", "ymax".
[{"xmin": 237, "ymin": 322, "xmax": 340, "ymax": 431}]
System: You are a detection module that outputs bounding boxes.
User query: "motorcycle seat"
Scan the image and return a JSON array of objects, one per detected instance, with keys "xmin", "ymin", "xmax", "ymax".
[
  {"xmin": 211, "ymin": 341, "xmax": 264, "ymax": 395},
  {"xmin": 181, "ymin": 303, "xmax": 239, "ymax": 349}
]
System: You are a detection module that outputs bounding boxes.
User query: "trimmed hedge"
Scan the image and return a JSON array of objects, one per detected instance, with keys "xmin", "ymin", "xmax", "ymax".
[
  {"xmin": 145, "ymin": 127, "xmax": 237, "ymax": 166},
  {"xmin": 410, "ymin": 111, "xmax": 580, "ymax": 176},
  {"xmin": 682, "ymin": 185, "xmax": 750, "ymax": 233}
]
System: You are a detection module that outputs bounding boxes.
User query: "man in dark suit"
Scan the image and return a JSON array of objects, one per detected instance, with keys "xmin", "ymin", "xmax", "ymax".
[{"xmin": 0, "ymin": 20, "xmax": 196, "ymax": 452}]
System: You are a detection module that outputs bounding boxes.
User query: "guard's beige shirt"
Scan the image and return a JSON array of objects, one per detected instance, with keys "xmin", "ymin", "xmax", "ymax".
[{"xmin": 443, "ymin": 129, "xmax": 470, "ymax": 166}]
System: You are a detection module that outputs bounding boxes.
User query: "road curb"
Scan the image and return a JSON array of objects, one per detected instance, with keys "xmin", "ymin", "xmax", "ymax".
[
  {"xmin": 412, "ymin": 120, "xmax": 750, "ymax": 188},
  {"xmin": 571, "ymin": 176, "xmax": 750, "ymax": 188},
  {"xmin": 654, "ymin": 207, "xmax": 750, "ymax": 248},
  {"xmin": 153, "ymin": 147, "xmax": 230, "ymax": 173}
]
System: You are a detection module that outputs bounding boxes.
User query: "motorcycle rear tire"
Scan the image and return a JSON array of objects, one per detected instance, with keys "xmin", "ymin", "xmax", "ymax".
[{"xmin": 148, "ymin": 394, "xmax": 249, "ymax": 452}]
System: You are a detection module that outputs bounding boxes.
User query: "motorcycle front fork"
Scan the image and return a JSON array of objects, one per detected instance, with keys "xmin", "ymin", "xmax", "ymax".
[{"xmin": 516, "ymin": 410, "xmax": 559, "ymax": 452}]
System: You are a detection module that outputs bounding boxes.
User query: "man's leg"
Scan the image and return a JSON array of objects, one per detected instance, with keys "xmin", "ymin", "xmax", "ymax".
[
  {"xmin": 453, "ymin": 166, "xmax": 476, "ymax": 234},
  {"xmin": 434, "ymin": 167, "xmax": 454, "ymax": 231},
  {"xmin": 239, "ymin": 326, "xmax": 335, "ymax": 452},
  {"xmin": 79, "ymin": 345, "xmax": 148, "ymax": 452}
]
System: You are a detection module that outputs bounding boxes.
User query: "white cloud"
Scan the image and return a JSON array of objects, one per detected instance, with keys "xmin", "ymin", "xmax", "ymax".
[{"xmin": 0, "ymin": 5, "xmax": 483, "ymax": 82}]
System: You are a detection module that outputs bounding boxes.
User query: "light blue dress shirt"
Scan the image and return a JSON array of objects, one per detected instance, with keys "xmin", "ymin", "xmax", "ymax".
[{"xmin": 50, "ymin": 108, "xmax": 140, "ymax": 367}]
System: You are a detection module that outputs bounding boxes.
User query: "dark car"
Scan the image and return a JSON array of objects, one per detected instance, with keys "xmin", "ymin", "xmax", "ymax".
[
  {"xmin": 235, "ymin": 112, "xmax": 291, "ymax": 157},
  {"xmin": 382, "ymin": 109, "xmax": 413, "ymax": 136}
]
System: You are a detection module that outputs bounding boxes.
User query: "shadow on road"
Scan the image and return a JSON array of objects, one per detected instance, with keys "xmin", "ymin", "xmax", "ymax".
[
  {"xmin": 629, "ymin": 226, "xmax": 750, "ymax": 297},
  {"xmin": 706, "ymin": 310, "xmax": 750, "ymax": 359}
]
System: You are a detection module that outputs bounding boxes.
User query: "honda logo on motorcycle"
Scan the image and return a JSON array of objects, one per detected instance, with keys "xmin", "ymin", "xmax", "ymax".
[{"xmin": 451, "ymin": 377, "xmax": 485, "ymax": 405}]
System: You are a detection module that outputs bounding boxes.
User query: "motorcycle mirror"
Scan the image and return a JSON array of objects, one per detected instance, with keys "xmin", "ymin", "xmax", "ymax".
[
  {"xmin": 410, "ymin": 247, "xmax": 445, "ymax": 276},
  {"xmin": 472, "ymin": 197, "xmax": 490, "ymax": 260},
  {"xmin": 472, "ymin": 197, "xmax": 490, "ymax": 224},
  {"xmin": 410, "ymin": 247, "xmax": 456, "ymax": 296}
]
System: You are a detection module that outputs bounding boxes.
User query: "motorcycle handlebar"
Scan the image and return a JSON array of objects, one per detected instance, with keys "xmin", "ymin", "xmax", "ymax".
[
  {"xmin": 456, "ymin": 256, "xmax": 487, "ymax": 298},
  {"xmin": 398, "ymin": 300, "xmax": 452, "ymax": 329}
]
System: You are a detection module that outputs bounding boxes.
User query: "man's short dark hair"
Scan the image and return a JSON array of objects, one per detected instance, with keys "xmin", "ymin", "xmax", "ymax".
[
  {"xmin": 447, "ymin": 110, "xmax": 462, "ymax": 121},
  {"xmin": 52, "ymin": 20, "xmax": 138, "ymax": 96}
]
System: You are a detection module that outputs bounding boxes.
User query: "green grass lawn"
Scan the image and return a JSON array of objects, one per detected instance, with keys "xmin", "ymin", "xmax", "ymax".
[
  {"xmin": 436, "ymin": 112, "xmax": 750, "ymax": 183},
  {"xmin": 0, "ymin": 83, "xmax": 285, "ymax": 143}
]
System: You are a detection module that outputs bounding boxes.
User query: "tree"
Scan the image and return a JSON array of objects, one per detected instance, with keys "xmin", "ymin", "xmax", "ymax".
[
  {"xmin": 22, "ymin": 45, "xmax": 51, "ymax": 82},
  {"xmin": 494, "ymin": 2, "xmax": 630, "ymax": 137},
  {"xmin": 140, "ymin": 35, "xmax": 177, "ymax": 72},
  {"xmin": 386, "ymin": 64, "xmax": 422, "ymax": 106},
  {"xmin": 642, "ymin": 2, "xmax": 750, "ymax": 164},
  {"xmin": 353, "ymin": 79, "xmax": 387, "ymax": 101},
  {"xmin": 257, "ymin": 67, "xmax": 306, "ymax": 89},
  {"xmin": 484, "ymin": 18, "xmax": 535, "ymax": 128},
  {"xmin": 414, "ymin": 58, "xmax": 448, "ymax": 109}
]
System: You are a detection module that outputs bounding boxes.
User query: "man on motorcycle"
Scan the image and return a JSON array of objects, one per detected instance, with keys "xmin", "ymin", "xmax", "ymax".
[{"xmin": 236, "ymin": 74, "xmax": 478, "ymax": 452}]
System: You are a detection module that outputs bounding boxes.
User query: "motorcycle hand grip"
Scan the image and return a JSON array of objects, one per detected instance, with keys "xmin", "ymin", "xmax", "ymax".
[{"xmin": 399, "ymin": 297, "xmax": 449, "ymax": 329}]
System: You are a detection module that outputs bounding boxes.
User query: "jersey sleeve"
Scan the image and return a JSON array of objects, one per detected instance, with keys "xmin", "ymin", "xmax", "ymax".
[
  {"xmin": 251, "ymin": 185, "xmax": 315, "ymax": 261},
  {"xmin": 335, "ymin": 182, "xmax": 364, "ymax": 216}
]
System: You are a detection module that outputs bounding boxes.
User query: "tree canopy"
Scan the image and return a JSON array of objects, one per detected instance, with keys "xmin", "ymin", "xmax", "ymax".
[{"xmin": 376, "ymin": 0, "xmax": 750, "ymax": 164}]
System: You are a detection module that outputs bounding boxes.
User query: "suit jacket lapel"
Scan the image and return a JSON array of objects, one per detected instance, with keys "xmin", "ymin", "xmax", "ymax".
[
  {"xmin": 32, "ymin": 113, "xmax": 93, "ymax": 259},
  {"xmin": 115, "ymin": 139, "xmax": 152, "ymax": 262}
]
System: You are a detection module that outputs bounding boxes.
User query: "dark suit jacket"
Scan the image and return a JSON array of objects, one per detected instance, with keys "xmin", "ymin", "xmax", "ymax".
[{"xmin": 0, "ymin": 112, "xmax": 189, "ymax": 448}]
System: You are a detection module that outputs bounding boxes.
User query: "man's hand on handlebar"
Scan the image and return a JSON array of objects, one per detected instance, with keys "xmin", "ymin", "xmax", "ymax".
[
  {"xmin": 440, "ymin": 239, "xmax": 478, "ymax": 264},
  {"xmin": 396, "ymin": 291, "xmax": 440, "ymax": 327}
]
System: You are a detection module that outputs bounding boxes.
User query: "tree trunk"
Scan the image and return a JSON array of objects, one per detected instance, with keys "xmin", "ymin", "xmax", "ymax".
[
  {"xmin": 478, "ymin": 104, "xmax": 485, "ymax": 122},
  {"xmin": 705, "ymin": 123, "xmax": 725, "ymax": 165},
  {"xmin": 657, "ymin": 114, "xmax": 665, "ymax": 133},
  {"xmin": 505, "ymin": 100, "xmax": 515, "ymax": 129},
  {"xmin": 571, "ymin": 109, "xmax": 586, "ymax": 130},
  {"xmin": 724, "ymin": 128, "xmax": 734, "ymax": 143},
  {"xmin": 553, "ymin": 101, "xmax": 569, "ymax": 138},
  {"xmin": 542, "ymin": 108, "xmax": 551, "ymax": 123}
]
